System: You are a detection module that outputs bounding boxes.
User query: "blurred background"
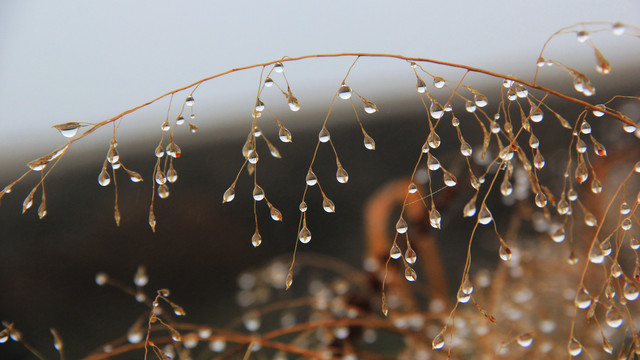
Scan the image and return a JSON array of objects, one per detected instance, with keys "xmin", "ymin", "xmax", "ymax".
[{"xmin": 1, "ymin": 1, "xmax": 639, "ymax": 358}]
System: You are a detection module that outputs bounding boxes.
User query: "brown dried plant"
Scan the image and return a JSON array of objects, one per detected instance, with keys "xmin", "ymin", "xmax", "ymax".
[{"xmin": 2, "ymin": 21, "xmax": 640, "ymax": 359}]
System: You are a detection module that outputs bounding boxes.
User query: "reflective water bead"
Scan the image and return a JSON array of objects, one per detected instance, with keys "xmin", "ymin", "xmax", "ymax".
[
  {"xmin": 460, "ymin": 141, "xmax": 473, "ymax": 157},
  {"xmin": 620, "ymin": 202, "xmax": 631, "ymax": 215},
  {"xmin": 551, "ymin": 226, "xmax": 565, "ymax": 243},
  {"xmin": 444, "ymin": 103, "xmax": 452, "ymax": 112},
  {"xmin": 575, "ymin": 162, "xmax": 588, "ymax": 183},
  {"xmin": 567, "ymin": 188, "xmax": 578, "ymax": 201},
  {"xmin": 474, "ymin": 93, "xmax": 488, "ymax": 107},
  {"xmin": 274, "ymin": 62, "xmax": 284, "ymax": 72},
  {"xmin": 363, "ymin": 133, "xmax": 375, "ymax": 150},
  {"xmin": 161, "ymin": 121, "xmax": 170, "ymax": 131},
  {"xmin": 590, "ymin": 178, "xmax": 602, "ymax": 194},
  {"xmin": 252, "ymin": 185, "xmax": 265, "ymax": 201},
  {"xmin": 264, "ymin": 77, "xmax": 274, "ymax": 87},
  {"xmin": 605, "ymin": 307, "xmax": 623, "ymax": 328},
  {"xmin": 621, "ymin": 217, "xmax": 633, "ymax": 231},
  {"xmin": 338, "ymin": 84, "xmax": 352, "ymax": 100},
  {"xmin": 155, "ymin": 145, "xmax": 165, "ymax": 158},
  {"xmin": 503, "ymin": 78, "xmax": 514, "ymax": 88},
  {"xmin": 318, "ymin": 127, "xmax": 330, "ymax": 142},
  {"xmin": 576, "ymin": 30, "xmax": 589, "ymax": 43},
  {"xmin": 592, "ymin": 138, "xmax": 607, "ymax": 156},
  {"xmin": 269, "ymin": 204, "xmax": 283, "ymax": 221},
  {"xmin": 461, "ymin": 277, "xmax": 474, "ymax": 295},
  {"xmin": 623, "ymin": 280, "xmax": 640, "ymax": 301},
  {"xmin": 515, "ymin": 84, "xmax": 529, "ymax": 98},
  {"xmin": 408, "ymin": 182, "xmax": 418, "ymax": 193},
  {"xmin": 252, "ymin": 230, "xmax": 262, "ymax": 247},
  {"xmin": 322, "ymin": 197, "xmax": 335, "ymax": 213},
  {"xmin": 464, "ymin": 100, "xmax": 476, "ymax": 113},
  {"xmin": 533, "ymin": 151, "xmax": 545, "ymax": 170},
  {"xmin": 589, "ymin": 246, "xmax": 604, "ymax": 264},
  {"xmin": 166, "ymin": 142, "xmax": 181, "ymax": 158},
  {"xmin": 298, "ymin": 225, "xmax": 311, "ymax": 244},
  {"xmin": 98, "ymin": 166, "xmax": 111, "ymax": 186},
  {"xmin": 429, "ymin": 207, "xmax": 441, "ymax": 229},
  {"xmin": 255, "ymin": 99, "xmax": 265, "ymax": 112},
  {"xmin": 568, "ymin": 338, "xmax": 582, "ymax": 357},
  {"xmin": 478, "ymin": 204, "xmax": 492, "ymax": 225},
  {"xmin": 404, "ymin": 266, "xmax": 417, "ymax": 282},
  {"xmin": 390, "ymin": 243, "xmax": 402, "ymax": 259},
  {"xmin": 631, "ymin": 237, "xmax": 640, "ymax": 250},
  {"xmin": 613, "ymin": 22, "xmax": 626, "ymax": 35},
  {"xmin": 529, "ymin": 133, "xmax": 539, "ymax": 149},
  {"xmin": 451, "ymin": 117, "xmax": 460, "ymax": 127},
  {"xmin": 429, "ymin": 101, "xmax": 444, "ymax": 119},
  {"xmin": 299, "ymin": 201, "xmax": 307, "ymax": 212},
  {"xmin": 600, "ymin": 237, "xmax": 612, "ymax": 256},
  {"xmin": 427, "ymin": 131, "xmax": 441, "ymax": 148},
  {"xmin": 456, "ymin": 288, "xmax": 470, "ymax": 303},
  {"xmin": 176, "ymin": 116, "xmax": 185, "ymax": 125},
  {"xmin": 222, "ymin": 186, "xmax": 235, "ymax": 203},
  {"xmin": 128, "ymin": 170, "xmax": 143, "ymax": 183},
  {"xmin": 433, "ymin": 77, "xmax": 445, "ymax": 88},
  {"xmin": 622, "ymin": 122, "xmax": 637, "ymax": 133},
  {"xmin": 166, "ymin": 165, "xmax": 178, "ymax": 183},
  {"xmin": 443, "ymin": 171, "xmax": 457, "ymax": 187},
  {"xmin": 499, "ymin": 245, "xmax": 511, "ymax": 261},
  {"xmin": 416, "ymin": 77, "xmax": 427, "ymax": 93},
  {"xmin": 287, "ymin": 95, "xmax": 300, "ymax": 111},
  {"xmin": 517, "ymin": 333, "xmax": 534, "ymax": 348},
  {"xmin": 432, "ymin": 331, "xmax": 445, "ymax": 350},
  {"xmin": 530, "ymin": 107, "xmax": 543, "ymax": 122},
  {"xmin": 306, "ymin": 170, "xmax": 318, "ymax": 186},
  {"xmin": 396, "ymin": 217, "xmax": 408, "ymax": 233},
  {"xmin": 336, "ymin": 166, "xmax": 349, "ymax": 184},
  {"xmin": 611, "ymin": 262, "xmax": 623, "ymax": 277},
  {"xmin": 535, "ymin": 192, "xmax": 547, "ymax": 208},
  {"xmin": 278, "ymin": 126, "xmax": 292, "ymax": 143},
  {"xmin": 53, "ymin": 122, "xmax": 82, "ymax": 138},
  {"xmin": 158, "ymin": 184, "xmax": 170, "ymax": 199},
  {"xmin": 498, "ymin": 146, "xmax": 514, "ymax": 161},
  {"xmin": 584, "ymin": 212, "xmax": 597, "ymax": 227},
  {"xmin": 463, "ymin": 196, "xmax": 477, "ymax": 217},
  {"xmin": 507, "ymin": 87, "xmax": 517, "ymax": 101},
  {"xmin": 427, "ymin": 153, "xmax": 440, "ymax": 170},
  {"xmin": 247, "ymin": 150, "xmax": 259, "ymax": 164},
  {"xmin": 405, "ymin": 247, "xmax": 417, "ymax": 264},
  {"xmin": 363, "ymin": 100, "xmax": 378, "ymax": 114},
  {"xmin": 185, "ymin": 95, "xmax": 195, "ymax": 106}
]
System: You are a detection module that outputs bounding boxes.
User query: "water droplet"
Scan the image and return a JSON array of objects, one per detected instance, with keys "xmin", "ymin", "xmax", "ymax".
[
  {"xmin": 474, "ymin": 93, "xmax": 488, "ymax": 107},
  {"xmin": 285, "ymin": 271, "xmax": 293, "ymax": 289},
  {"xmin": 155, "ymin": 145, "xmax": 164, "ymax": 158},
  {"xmin": 416, "ymin": 77, "xmax": 427, "ymax": 93},
  {"xmin": 322, "ymin": 197, "xmax": 335, "ymax": 213},
  {"xmin": 287, "ymin": 95, "xmax": 300, "ymax": 112},
  {"xmin": 98, "ymin": 166, "xmax": 111, "ymax": 186},
  {"xmin": 499, "ymin": 245, "xmax": 511, "ymax": 261},
  {"xmin": 38, "ymin": 196, "xmax": 47, "ymax": 219},
  {"xmin": 427, "ymin": 131, "xmax": 441, "ymax": 148},
  {"xmin": 252, "ymin": 230, "xmax": 262, "ymax": 247},
  {"xmin": 279, "ymin": 126, "xmax": 292, "ymax": 143},
  {"xmin": 274, "ymin": 62, "xmax": 284, "ymax": 73},
  {"xmin": 269, "ymin": 204, "xmax": 283, "ymax": 221},
  {"xmin": 575, "ymin": 162, "xmax": 588, "ymax": 183},
  {"xmin": 591, "ymin": 177, "xmax": 602, "ymax": 194},
  {"xmin": 166, "ymin": 164, "xmax": 178, "ymax": 183},
  {"xmin": 165, "ymin": 142, "xmax": 182, "ymax": 159},
  {"xmin": 612, "ymin": 22, "xmax": 626, "ymax": 35},
  {"xmin": 363, "ymin": 133, "xmax": 375, "ymax": 150},
  {"xmin": 451, "ymin": 117, "xmax": 460, "ymax": 127},
  {"xmin": 568, "ymin": 188, "xmax": 578, "ymax": 201},
  {"xmin": 429, "ymin": 101, "xmax": 444, "ymax": 119},
  {"xmin": 432, "ymin": 331, "xmax": 445, "ymax": 349},
  {"xmin": 568, "ymin": 337, "xmax": 582, "ymax": 356},
  {"xmin": 580, "ymin": 121, "xmax": 592, "ymax": 135},
  {"xmin": 148, "ymin": 207, "xmax": 156, "ymax": 232},
  {"xmin": 267, "ymin": 142, "xmax": 281, "ymax": 158},
  {"xmin": 408, "ymin": 183, "xmax": 418, "ymax": 194},
  {"xmin": 53, "ymin": 122, "xmax": 82, "ymax": 138},
  {"xmin": 158, "ymin": 184, "xmax": 170, "ymax": 198},
  {"xmin": 533, "ymin": 151, "xmax": 545, "ymax": 170},
  {"xmin": 318, "ymin": 127, "xmax": 330, "ymax": 142},
  {"xmin": 460, "ymin": 141, "xmax": 473, "ymax": 157},
  {"xmin": 221, "ymin": 186, "xmax": 235, "ymax": 203},
  {"xmin": 161, "ymin": 121, "xmax": 170, "ymax": 131},
  {"xmin": 252, "ymin": 185, "xmax": 265, "ymax": 201},
  {"xmin": 624, "ymin": 280, "xmax": 639, "ymax": 301},
  {"xmin": 306, "ymin": 170, "xmax": 317, "ymax": 186},
  {"xmin": 298, "ymin": 225, "xmax": 311, "ymax": 244},
  {"xmin": 432, "ymin": 77, "xmax": 445, "ymax": 88},
  {"xmin": 126, "ymin": 170, "xmax": 143, "ymax": 183},
  {"xmin": 363, "ymin": 100, "xmax": 378, "ymax": 114},
  {"xmin": 591, "ymin": 138, "xmax": 607, "ymax": 156},
  {"xmin": 622, "ymin": 122, "xmax": 637, "ymax": 133},
  {"xmin": 443, "ymin": 171, "xmax": 457, "ymax": 187},
  {"xmin": 515, "ymin": 83, "xmax": 528, "ymax": 98},
  {"xmin": 390, "ymin": 243, "xmax": 402, "ymax": 259},
  {"xmin": 185, "ymin": 95, "xmax": 195, "ymax": 106},
  {"xmin": 465, "ymin": 100, "xmax": 476, "ymax": 113},
  {"xmin": 535, "ymin": 192, "xmax": 547, "ymax": 208},
  {"xmin": 620, "ymin": 202, "xmax": 631, "ymax": 215},
  {"xmin": 556, "ymin": 198, "xmax": 570, "ymax": 215},
  {"xmin": 429, "ymin": 207, "xmax": 441, "ymax": 229},
  {"xmin": 463, "ymin": 196, "xmax": 477, "ymax": 217},
  {"xmin": 299, "ymin": 201, "xmax": 307, "ymax": 212},
  {"xmin": 336, "ymin": 166, "xmax": 349, "ymax": 184},
  {"xmin": 507, "ymin": 87, "xmax": 517, "ymax": 101},
  {"xmin": 176, "ymin": 116, "xmax": 185, "ymax": 125},
  {"xmin": 551, "ymin": 226, "xmax": 565, "ymax": 243},
  {"xmin": 27, "ymin": 157, "xmax": 49, "ymax": 171},
  {"xmin": 264, "ymin": 77, "xmax": 274, "ymax": 87},
  {"xmin": 404, "ymin": 266, "xmax": 417, "ymax": 281},
  {"xmin": 605, "ymin": 307, "xmax": 623, "ymax": 328},
  {"xmin": 631, "ymin": 237, "xmax": 640, "ymax": 250},
  {"xmin": 622, "ymin": 217, "xmax": 633, "ymax": 231},
  {"xmin": 461, "ymin": 277, "xmax": 474, "ymax": 295},
  {"xmin": 612, "ymin": 262, "xmax": 623, "ymax": 277},
  {"xmin": 405, "ymin": 246, "xmax": 417, "ymax": 264},
  {"xmin": 503, "ymin": 78, "xmax": 514, "ymax": 88},
  {"xmin": 498, "ymin": 146, "xmax": 514, "ymax": 161},
  {"xmin": 491, "ymin": 120, "xmax": 501, "ymax": 134},
  {"xmin": 576, "ymin": 30, "xmax": 589, "ymax": 43},
  {"xmin": 188, "ymin": 123, "xmax": 198, "ymax": 133},
  {"xmin": 589, "ymin": 245, "xmax": 605, "ymax": 264},
  {"xmin": 247, "ymin": 150, "xmax": 259, "ymax": 164},
  {"xmin": 602, "ymin": 337, "xmax": 613, "ymax": 355},
  {"xmin": 478, "ymin": 204, "xmax": 493, "ymax": 225},
  {"xmin": 254, "ymin": 98, "xmax": 265, "ymax": 112},
  {"xmin": 155, "ymin": 169, "xmax": 166, "ymax": 185},
  {"xmin": 456, "ymin": 288, "xmax": 471, "ymax": 303},
  {"xmin": 338, "ymin": 84, "xmax": 352, "ymax": 100},
  {"xmin": 530, "ymin": 107, "xmax": 543, "ymax": 122},
  {"xmin": 599, "ymin": 237, "xmax": 612, "ymax": 256},
  {"xmin": 396, "ymin": 217, "xmax": 408, "ymax": 234},
  {"xmin": 584, "ymin": 211, "xmax": 597, "ymax": 227},
  {"xmin": 427, "ymin": 153, "xmax": 440, "ymax": 170},
  {"xmin": 528, "ymin": 133, "xmax": 539, "ymax": 149}
]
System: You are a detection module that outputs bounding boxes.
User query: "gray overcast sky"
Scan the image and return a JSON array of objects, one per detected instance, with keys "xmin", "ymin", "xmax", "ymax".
[{"xmin": 1, "ymin": 1, "xmax": 639, "ymax": 167}]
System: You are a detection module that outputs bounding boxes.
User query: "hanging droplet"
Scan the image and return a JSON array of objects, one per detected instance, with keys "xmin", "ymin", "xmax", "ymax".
[
  {"xmin": 451, "ymin": 116, "xmax": 460, "ymax": 127},
  {"xmin": 611, "ymin": 262, "xmax": 623, "ymax": 278},
  {"xmin": 490, "ymin": 121, "xmax": 501, "ymax": 134},
  {"xmin": 408, "ymin": 183, "xmax": 418, "ymax": 194},
  {"xmin": 22, "ymin": 189, "xmax": 35, "ymax": 213},
  {"xmin": 432, "ymin": 330, "xmax": 445, "ymax": 350},
  {"xmin": 461, "ymin": 277, "xmax": 474, "ymax": 295},
  {"xmin": 589, "ymin": 246, "xmax": 604, "ymax": 264},
  {"xmin": 222, "ymin": 186, "xmax": 235, "ymax": 203},
  {"xmin": 515, "ymin": 83, "xmax": 529, "ymax": 98},
  {"xmin": 533, "ymin": 151, "xmax": 545, "ymax": 169},
  {"xmin": 621, "ymin": 217, "xmax": 633, "ymax": 231},
  {"xmin": 427, "ymin": 131, "xmax": 441, "ymax": 148},
  {"xmin": 299, "ymin": 201, "xmax": 307, "ymax": 212},
  {"xmin": 185, "ymin": 95, "xmax": 195, "ymax": 106},
  {"xmin": 498, "ymin": 146, "xmax": 514, "ymax": 161},
  {"xmin": 318, "ymin": 127, "xmax": 330, "ymax": 142},
  {"xmin": 557, "ymin": 198, "xmax": 570, "ymax": 215},
  {"xmin": 158, "ymin": 184, "xmax": 170, "ymax": 199},
  {"xmin": 416, "ymin": 77, "xmax": 427, "ymax": 93},
  {"xmin": 338, "ymin": 83, "xmax": 352, "ymax": 100},
  {"xmin": 252, "ymin": 230, "xmax": 262, "ymax": 247},
  {"xmin": 298, "ymin": 224, "xmax": 311, "ymax": 244},
  {"xmin": 630, "ymin": 238, "xmax": 640, "ymax": 250},
  {"xmin": 529, "ymin": 133, "xmax": 539, "ymax": 149},
  {"xmin": 530, "ymin": 107, "xmax": 544, "ymax": 122},
  {"xmin": 535, "ymin": 192, "xmax": 547, "ymax": 208},
  {"xmin": 517, "ymin": 333, "xmax": 534, "ymax": 348},
  {"xmin": 584, "ymin": 211, "xmax": 597, "ymax": 227},
  {"xmin": 405, "ymin": 246, "xmax": 417, "ymax": 264},
  {"xmin": 463, "ymin": 196, "xmax": 477, "ymax": 217},
  {"xmin": 155, "ymin": 145, "xmax": 164, "ymax": 158},
  {"xmin": 612, "ymin": 22, "xmax": 626, "ymax": 35},
  {"xmin": 148, "ymin": 207, "xmax": 156, "ymax": 232},
  {"xmin": 551, "ymin": 226, "xmax": 565, "ymax": 243},
  {"xmin": 605, "ymin": 306, "xmax": 623, "ymax": 328},
  {"xmin": 176, "ymin": 116, "xmax": 185, "ymax": 125},
  {"xmin": 264, "ymin": 77, "xmax": 274, "ymax": 87},
  {"xmin": 166, "ymin": 164, "xmax": 178, "ymax": 183},
  {"xmin": 189, "ymin": 123, "xmax": 198, "ymax": 133},
  {"xmin": 580, "ymin": 122, "xmax": 592, "ymax": 136},
  {"xmin": 252, "ymin": 185, "xmax": 265, "ymax": 201},
  {"xmin": 499, "ymin": 245, "xmax": 512, "ymax": 261},
  {"xmin": 396, "ymin": 217, "xmax": 408, "ymax": 234},
  {"xmin": 269, "ymin": 204, "xmax": 283, "ymax": 221},
  {"xmin": 278, "ymin": 126, "xmax": 292, "ymax": 143},
  {"xmin": 165, "ymin": 142, "xmax": 182, "ymax": 158},
  {"xmin": 591, "ymin": 138, "xmax": 607, "ymax": 157},
  {"xmin": 285, "ymin": 271, "xmax": 293, "ymax": 289},
  {"xmin": 287, "ymin": 95, "xmax": 300, "ymax": 112},
  {"xmin": 267, "ymin": 142, "xmax": 281, "ymax": 158},
  {"xmin": 591, "ymin": 177, "xmax": 602, "ymax": 194},
  {"xmin": 478, "ymin": 204, "xmax": 492, "ymax": 225},
  {"xmin": 363, "ymin": 133, "xmax": 375, "ymax": 150},
  {"xmin": 53, "ymin": 122, "xmax": 82, "ymax": 138},
  {"xmin": 390, "ymin": 243, "xmax": 402, "ymax": 259},
  {"xmin": 575, "ymin": 162, "xmax": 588, "ymax": 183},
  {"xmin": 429, "ymin": 101, "xmax": 444, "ymax": 119},
  {"xmin": 255, "ymin": 99, "xmax": 265, "ymax": 112},
  {"xmin": 247, "ymin": 150, "xmax": 259, "ymax": 164},
  {"xmin": 155, "ymin": 169, "xmax": 166, "ymax": 185},
  {"xmin": 38, "ymin": 194, "xmax": 47, "ymax": 219},
  {"xmin": 107, "ymin": 144, "xmax": 120, "ymax": 164},
  {"xmin": 460, "ymin": 141, "xmax": 472, "ymax": 157},
  {"xmin": 429, "ymin": 207, "xmax": 442, "ymax": 229},
  {"xmin": 444, "ymin": 103, "xmax": 452, "ymax": 112},
  {"xmin": 404, "ymin": 266, "xmax": 417, "ymax": 282},
  {"xmin": 568, "ymin": 188, "xmax": 578, "ymax": 201},
  {"xmin": 306, "ymin": 170, "xmax": 318, "ymax": 186},
  {"xmin": 624, "ymin": 280, "xmax": 639, "ymax": 301},
  {"xmin": 161, "ymin": 120, "xmax": 170, "ymax": 131},
  {"xmin": 456, "ymin": 288, "xmax": 471, "ymax": 303},
  {"xmin": 443, "ymin": 171, "xmax": 457, "ymax": 187},
  {"xmin": 503, "ymin": 78, "xmax": 514, "ymax": 88},
  {"xmin": 127, "ymin": 170, "xmax": 143, "ymax": 183},
  {"xmin": 465, "ymin": 100, "xmax": 476, "ymax": 113},
  {"xmin": 567, "ymin": 337, "xmax": 582, "ymax": 357},
  {"xmin": 427, "ymin": 153, "xmax": 440, "ymax": 170},
  {"xmin": 474, "ymin": 93, "xmax": 488, "ymax": 107},
  {"xmin": 336, "ymin": 165, "xmax": 349, "ymax": 184},
  {"xmin": 98, "ymin": 166, "xmax": 111, "ymax": 186},
  {"xmin": 322, "ymin": 197, "xmax": 335, "ymax": 213},
  {"xmin": 363, "ymin": 100, "xmax": 378, "ymax": 114},
  {"xmin": 431, "ymin": 77, "xmax": 445, "ymax": 88},
  {"xmin": 507, "ymin": 87, "xmax": 517, "ymax": 101}
]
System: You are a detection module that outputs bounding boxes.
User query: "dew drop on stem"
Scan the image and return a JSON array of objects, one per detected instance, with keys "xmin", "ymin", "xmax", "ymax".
[
  {"xmin": 390, "ymin": 243, "xmax": 402, "ymax": 259},
  {"xmin": 338, "ymin": 84, "xmax": 352, "ymax": 100},
  {"xmin": 98, "ymin": 166, "xmax": 111, "ymax": 186}
]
